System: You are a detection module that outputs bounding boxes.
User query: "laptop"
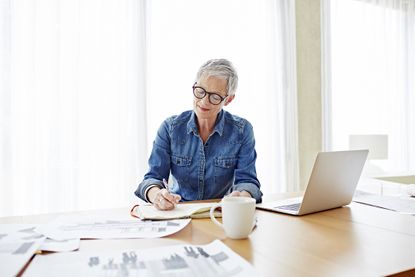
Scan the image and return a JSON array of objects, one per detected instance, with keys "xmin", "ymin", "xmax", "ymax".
[{"xmin": 256, "ymin": 150, "xmax": 369, "ymax": 215}]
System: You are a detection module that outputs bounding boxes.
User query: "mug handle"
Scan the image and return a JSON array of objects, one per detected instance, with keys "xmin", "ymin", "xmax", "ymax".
[{"xmin": 210, "ymin": 203, "xmax": 223, "ymax": 229}]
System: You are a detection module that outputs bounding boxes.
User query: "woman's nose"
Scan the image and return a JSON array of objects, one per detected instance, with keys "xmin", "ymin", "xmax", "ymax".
[{"xmin": 200, "ymin": 94, "xmax": 211, "ymax": 105}]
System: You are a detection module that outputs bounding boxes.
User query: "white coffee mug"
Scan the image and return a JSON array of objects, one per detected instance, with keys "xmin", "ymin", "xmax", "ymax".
[{"xmin": 210, "ymin": 196, "xmax": 256, "ymax": 239}]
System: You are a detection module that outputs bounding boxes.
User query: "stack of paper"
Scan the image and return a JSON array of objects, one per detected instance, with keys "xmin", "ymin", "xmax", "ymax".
[{"xmin": 0, "ymin": 224, "xmax": 79, "ymax": 277}]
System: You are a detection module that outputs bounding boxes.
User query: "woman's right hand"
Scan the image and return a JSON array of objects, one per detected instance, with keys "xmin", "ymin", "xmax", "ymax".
[{"xmin": 147, "ymin": 187, "xmax": 181, "ymax": 210}]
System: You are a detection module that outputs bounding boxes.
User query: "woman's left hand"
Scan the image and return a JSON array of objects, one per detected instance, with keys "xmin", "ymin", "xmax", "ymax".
[{"xmin": 228, "ymin": 190, "xmax": 252, "ymax": 198}]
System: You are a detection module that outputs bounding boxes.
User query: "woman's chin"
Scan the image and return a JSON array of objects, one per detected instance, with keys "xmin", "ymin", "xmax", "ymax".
[{"xmin": 195, "ymin": 107, "xmax": 210, "ymax": 117}]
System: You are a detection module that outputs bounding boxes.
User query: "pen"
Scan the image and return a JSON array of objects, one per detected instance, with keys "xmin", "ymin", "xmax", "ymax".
[
  {"xmin": 162, "ymin": 178, "xmax": 170, "ymax": 193},
  {"xmin": 163, "ymin": 178, "xmax": 179, "ymax": 206}
]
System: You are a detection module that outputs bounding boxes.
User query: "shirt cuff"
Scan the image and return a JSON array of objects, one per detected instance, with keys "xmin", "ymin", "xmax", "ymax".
[
  {"xmin": 144, "ymin": 184, "xmax": 163, "ymax": 203},
  {"xmin": 135, "ymin": 178, "xmax": 163, "ymax": 203},
  {"xmin": 233, "ymin": 182, "xmax": 263, "ymax": 203}
]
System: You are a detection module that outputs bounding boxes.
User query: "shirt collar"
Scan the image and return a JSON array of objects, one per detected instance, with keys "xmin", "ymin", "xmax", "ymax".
[{"xmin": 187, "ymin": 110, "xmax": 225, "ymax": 137}]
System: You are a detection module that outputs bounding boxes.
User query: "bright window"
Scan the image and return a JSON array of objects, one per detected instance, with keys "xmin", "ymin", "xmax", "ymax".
[{"xmin": 323, "ymin": 0, "xmax": 415, "ymax": 174}]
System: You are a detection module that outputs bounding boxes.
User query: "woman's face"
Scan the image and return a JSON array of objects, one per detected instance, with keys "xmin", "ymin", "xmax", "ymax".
[{"xmin": 193, "ymin": 75, "xmax": 232, "ymax": 122}]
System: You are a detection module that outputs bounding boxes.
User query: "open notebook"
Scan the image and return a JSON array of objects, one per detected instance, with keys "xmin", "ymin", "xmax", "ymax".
[{"xmin": 130, "ymin": 202, "xmax": 221, "ymax": 220}]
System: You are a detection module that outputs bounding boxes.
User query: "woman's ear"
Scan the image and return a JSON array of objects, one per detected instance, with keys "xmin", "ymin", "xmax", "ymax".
[{"xmin": 224, "ymin": 95, "xmax": 235, "ymax": 106}]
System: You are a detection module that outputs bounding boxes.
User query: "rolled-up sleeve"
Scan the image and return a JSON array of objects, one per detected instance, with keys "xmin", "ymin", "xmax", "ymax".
[
  {"xmin": 134, "ymin": 120, "xmax": 171, "ymax": 202},
  {"xmin": 233, "ymin": 122, "xmax": 263, "ymax": 203}
]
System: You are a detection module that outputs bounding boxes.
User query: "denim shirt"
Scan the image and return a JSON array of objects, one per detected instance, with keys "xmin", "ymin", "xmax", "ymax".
[{"xmin": 135, "ymin": 110, "xmax": 263, "ymax": 203}]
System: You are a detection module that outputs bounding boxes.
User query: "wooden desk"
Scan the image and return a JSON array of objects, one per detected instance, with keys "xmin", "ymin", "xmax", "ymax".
[{"xmin": 1, "ymin": 199, "xmax": 415, "ymax": 276}]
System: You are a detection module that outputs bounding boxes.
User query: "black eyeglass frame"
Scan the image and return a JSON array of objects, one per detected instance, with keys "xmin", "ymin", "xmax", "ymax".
[{"xmin": 192, "ymin": 82, "xmax": 228, "ymax": 105}]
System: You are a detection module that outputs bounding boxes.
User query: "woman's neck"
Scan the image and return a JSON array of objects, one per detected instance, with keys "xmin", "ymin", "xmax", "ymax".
[{"xmin": 197, "ymin": 118, "xmax": 215, "ymax": 143}]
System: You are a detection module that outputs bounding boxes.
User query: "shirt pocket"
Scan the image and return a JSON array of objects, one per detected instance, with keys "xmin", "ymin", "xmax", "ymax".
[
  {"xmin": 214, "ymin": 156, "xmax": 237, "ymax": 186},
  {"xmin": 171, "ymin": 154, "xmax": 192, "ymax": 184}
]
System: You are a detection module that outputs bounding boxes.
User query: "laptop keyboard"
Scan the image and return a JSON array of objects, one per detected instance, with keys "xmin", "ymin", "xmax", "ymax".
[{"xmin": 274, "ymin": 203, "xmax": 301, "ymax": 211}]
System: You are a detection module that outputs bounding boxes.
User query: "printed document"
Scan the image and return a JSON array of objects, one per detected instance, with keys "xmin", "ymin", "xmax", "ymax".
[
  {"xmin": 353, "ymin": 190, "xmax": 415, "ymax": 214},
  {"xmin": 36, "ymin": 214, "xmax": 191, "ymax": 240},
  {"xmin": 24, "ymin": 240, "xmax": 257, "ymax": 277},
  {"xmin": 0, "ymin": 224, "xmax": 45, "ymax": 277}
]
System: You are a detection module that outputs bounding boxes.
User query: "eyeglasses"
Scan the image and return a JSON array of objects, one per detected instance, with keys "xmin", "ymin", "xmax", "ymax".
[{"xmin": 192, "ymin": 83, "xmax": 228, "ymax": 105}]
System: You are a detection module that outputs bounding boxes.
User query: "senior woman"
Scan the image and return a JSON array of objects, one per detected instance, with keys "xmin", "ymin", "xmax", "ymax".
[{"xmin": 135, "ymin": 59, "xmax": 262, "ymax": 210}]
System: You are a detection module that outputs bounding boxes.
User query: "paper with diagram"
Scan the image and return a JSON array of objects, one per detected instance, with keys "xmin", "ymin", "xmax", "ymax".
[
  {"xmin": 23, "ymin": 239, "xmax": 257, "ymax": 277},
  {"xmin": 0, "ymin": 224, "xmax": 46, "ymax": 277},
  {"xmin": 36, "ymin": 214, "xmax": 191, "ymax": 240}
]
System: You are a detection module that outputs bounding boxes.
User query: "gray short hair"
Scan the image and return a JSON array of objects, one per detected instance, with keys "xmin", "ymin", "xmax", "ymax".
[{"xmin": 196, "ymin": 59, "xmax": 238, "ymax": 96}]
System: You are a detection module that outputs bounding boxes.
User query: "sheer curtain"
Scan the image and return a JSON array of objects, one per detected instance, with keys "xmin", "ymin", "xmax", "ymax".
[
  {"xmin": 0, "ymin": 0, "xmax": 148, "ymax": 216},
  {"xmin": 322, "ymin": 0, "xmax": 415, "ymax": 173},
  {"xmin": 0, "ymin": 0, "xmax": 297, "ymax": 217}
]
